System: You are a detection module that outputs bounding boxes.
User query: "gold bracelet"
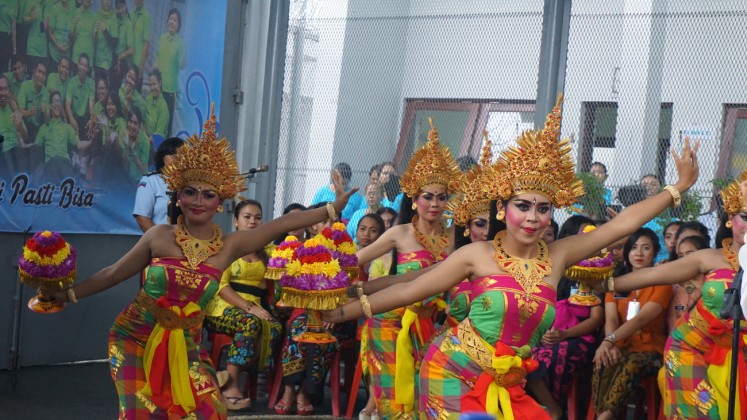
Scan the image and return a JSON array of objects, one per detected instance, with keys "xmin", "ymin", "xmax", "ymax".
[
  {"xmin": 67, "ymin": 287, "xmax": 78, "ymax": 304},
  {"xmin": 663, "ymin": 185, "xmax": 681, "ymax": 208},
  {"xmin": 326, "ymin": 202, "xmax": 338, "ymax": 222},
  {"xmin": 360, "ymin": 295, "xmax": 373, "ymax": 318}
]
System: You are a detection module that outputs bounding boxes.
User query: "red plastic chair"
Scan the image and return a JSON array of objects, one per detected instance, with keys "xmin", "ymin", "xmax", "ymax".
[
  {"xmin": 345, "ymin": 351, "xmax": 364, "ymax": 418},
  {"xmin": 207, "ymin": 332, "xmax": 259, "ymax": 402}
]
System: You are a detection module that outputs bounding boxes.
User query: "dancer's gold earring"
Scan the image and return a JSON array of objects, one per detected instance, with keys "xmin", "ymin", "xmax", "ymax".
[
  {"xmin": 726, "ymin": 220, "xmax": 733, "ymax": 229},
  {"xmin": 463, "ymin": 228, "xmax": 470, "ymax": 237},
  {"xmin": 217, "ymin": 205, "xmax": 224, "ymax": 213},
  {"xmin": 176, "ymin": 200, "xmax": 181, "ymax": 207},
  {"xmin": 412, "ymin": 203, "xmax": 417, "ymax": 210},
  {"xmin": 496, "ymin": 210, "xmax": 505, "ymax": 221}
]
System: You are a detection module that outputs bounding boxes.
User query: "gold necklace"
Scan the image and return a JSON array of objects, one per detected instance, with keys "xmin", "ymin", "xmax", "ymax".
[
  {"xmin": 175, "ymin": 215, "xmax": 223, "ymax": 268},
  {"xmin": 493, "ymin": 230, "xmax": 552, "ymax": 296},
  {"xmin": 411, "ymin": 215, "xmax": 450, "ymax": 261},
  {"xmin": 721, "ymin": 238, "xmax": 739, "ymax": 271}
]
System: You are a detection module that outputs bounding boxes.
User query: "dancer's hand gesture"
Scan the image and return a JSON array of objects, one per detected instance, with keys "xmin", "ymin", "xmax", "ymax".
[
  {"xmin": 672, "ymin": 137, "xmax": 700, "ymax": 193},
  {"xmin": 332, "ymin": 169, "xmax": 358, "ymax": 216}
]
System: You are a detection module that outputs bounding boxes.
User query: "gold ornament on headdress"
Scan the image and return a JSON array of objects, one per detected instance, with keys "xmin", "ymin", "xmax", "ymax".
[
  {"xmin": 492, "ymin": 95, "xmax": 584, "ymax": 208},
  {"xmin": 162, "ymin": 105, "xmax": 246, "ymax": 200},
  {"xmin": 448, "ymin": 131, "xmax": 500, "ymax": 227},
  {"xmin": 720, "ymin": 169, "xmax": 747, "ymax": 217},
  {"xmin": 399, "ymin": 118, "xmax": 463, "ymax": 198}
]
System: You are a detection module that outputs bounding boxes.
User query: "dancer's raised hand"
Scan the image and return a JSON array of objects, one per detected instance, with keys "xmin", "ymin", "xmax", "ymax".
[
  {"xmin": 332, "ymin": 169, "xmax": 358, "ymax": 216},
  {"xmin": 671, "ymin": 137, "xmax": 700, "ymax": 193}
]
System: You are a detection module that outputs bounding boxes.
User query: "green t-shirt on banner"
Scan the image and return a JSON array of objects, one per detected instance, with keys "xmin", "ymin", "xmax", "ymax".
[
  {"xmin": 145, "ymin": 93, "xmax": 168, "ymax": 137},
  {"xmin": 47, "ymin": 1, "xmax": 75, "ymax": 63},
  {"xmin": 71, "ymin": 7, "xmax": 96, "ymax": 65},
  {"xmin": 94, "ymin": 8, "xmax": 118, "ymax": 70},
  {"xmin": 18, "ymin": 79, "xmax": 48, "ymax": 128},
  {"xmin": 131, "ymin": 6, "xmax": 150, "ymax": 70},
  {"xmin": 67, "ymin": 75, "xmax": 93, "ymax": 118},
  {"xmin": 0, "ymin": 105, "xmax": 20, "ymax": 152},
  {"xmin": 46, "ymin": 73, "xmax": 69, "ymax": 104},
  {"xmin": 0, "ymin": 0, "xmax": 18, "ymax": 34},
  {"xmin": 156, "ymin": 32, "xmax": 184, "ymax": 94},
  {"xmin": 22, "ymin": 0, "xmax": 49, "ymax": 59},
  {"xmin": 35, "ymin": 118, "xmax": 77, "ymax": 162}
]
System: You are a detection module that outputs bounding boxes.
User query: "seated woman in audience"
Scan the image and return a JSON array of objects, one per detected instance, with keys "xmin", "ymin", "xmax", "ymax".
[
  {"xmin": 275, "ymin": 204, "xmax": 338, "ymax": 416},
  {"xmin": 526, "ymin": 218, "xmax": 604, "ymax": 419},
  {"xmin": 591, "ymin": 228, "xmax": 672, "ymax": 420},
  {"xmin": 353, "ymin": 213, "xmax": 386, "ymax": 420},
  {"xmin": 203, "ymin": 199, "xmax": 282, "ymax": 410}
]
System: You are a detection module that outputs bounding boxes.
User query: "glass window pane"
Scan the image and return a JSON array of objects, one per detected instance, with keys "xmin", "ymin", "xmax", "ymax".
[
  {"xmin": 407, "ymin": 110, "xmax": 471, "ymax": 158},
  {"xmin": 728, "ymin": 117, "xmax": 747, "ymax": 178}
]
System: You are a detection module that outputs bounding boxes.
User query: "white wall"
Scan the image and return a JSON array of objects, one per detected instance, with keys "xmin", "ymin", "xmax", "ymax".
[
  {"xmin": 273, "ymin": 0, "xmax": 747, "ymax": 213},
  {"xmin": 564, "ymin": 0, "xmax": 747, "ymax": 203}
]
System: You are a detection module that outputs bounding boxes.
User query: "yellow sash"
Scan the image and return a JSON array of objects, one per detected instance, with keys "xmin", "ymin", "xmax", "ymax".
[{"xmin": 141, "ymin": 302, "xmax": 202, "ymax": 414}]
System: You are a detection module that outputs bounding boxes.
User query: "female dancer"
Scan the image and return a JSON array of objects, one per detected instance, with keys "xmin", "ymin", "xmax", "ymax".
[
  {"xmin": 203, "ymin": 199, "xmax": 282, "ymax": 410},
  {"xmin": 444, "ymin": 138, "xmax": 497, "ymax": 328},
  {"xmin": 591, "ymin": 228, "xmax": 672, "ymax": 419},
  {"xmin": 613, "ymin": 173, "xmax": 747, "ymax": 419},
  {"xmin": 50, "ymin": 111, "xmax": 356, "ymax": 419},
  {"xmin": 326, "ymin": 100, "xmax": 699, "ymax": 418},
  {"xmin": 354, "ymin": 120, "xmax": 462, "ymax": 419}
]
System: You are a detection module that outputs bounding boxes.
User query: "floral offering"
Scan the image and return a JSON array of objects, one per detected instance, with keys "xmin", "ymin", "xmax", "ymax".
[
  {"xmin": 318, "ymin": 222, "xmax": 359, "ymax": 279},
  {"xmin": 565, "ymin": 225, "xmax": 615, "ymax": 306},
  {"xmin": 18, "ymin": 231, "xmax": 77, "ymax": 313},
  {"xmin": 265, "ymin": 235, "xmax": 302, "ymax": 280}
]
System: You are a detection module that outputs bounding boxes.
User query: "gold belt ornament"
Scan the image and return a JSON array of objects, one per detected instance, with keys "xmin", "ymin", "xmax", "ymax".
[
  {"xmin": 456, "ymin": 320, "xmax": 527, "ymax": 388},
  {"xmin": 136, "ymin": 290, "xmax": 204, "ymax": 330}
]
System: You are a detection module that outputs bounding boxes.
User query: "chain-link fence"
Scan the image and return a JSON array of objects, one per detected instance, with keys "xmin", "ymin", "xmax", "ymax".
[{"xmin": 273, "ymin": 0, "xmax": 747, "ymax": 241}]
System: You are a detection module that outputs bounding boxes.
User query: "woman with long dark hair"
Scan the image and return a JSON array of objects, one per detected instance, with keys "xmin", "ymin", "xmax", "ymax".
[
  {"xmin": 591, "ymin": 228, "xmax": 671, "ymax": 419},
  {"xmin": 352, "ymin": 121, "xmax": 462, "ymax": 418},
  {"xmin": 203, "ymin": 199, "xmax": 281, "ymax": 411}
]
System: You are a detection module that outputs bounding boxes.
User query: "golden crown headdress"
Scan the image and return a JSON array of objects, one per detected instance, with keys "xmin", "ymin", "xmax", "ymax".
[
  {"xmin": 492, "ymin": 96, "xmax": 584, "ymax": 208},
  {"xmin": 399, "ymin": 118, "xmax": 463, "ymax": 198},
  {"xmin": 162, "ymin": 106, "xmax": 246, "ymax": 199},
  {"xmin": 448, "ymin": 132, "xmax": 500, "ymax": 227},
  {"xmin": 720, "ymin": 169, "xmax": 747, "ymax": 217}
]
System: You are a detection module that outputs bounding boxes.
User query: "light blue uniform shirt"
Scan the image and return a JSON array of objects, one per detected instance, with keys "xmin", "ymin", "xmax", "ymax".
[{"xmin": 133, "ymin": 173, "xmax": 170, "ymax": 225}]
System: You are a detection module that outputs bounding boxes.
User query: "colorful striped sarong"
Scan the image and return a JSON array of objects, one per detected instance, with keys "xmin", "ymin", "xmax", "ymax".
[
  {"xmin": 108, "ymin": 258, "xmax": 226, "ymax": 419},
  {"xmin": 419, "ymin": 320, "xmax": 550, "ymax": 420}
]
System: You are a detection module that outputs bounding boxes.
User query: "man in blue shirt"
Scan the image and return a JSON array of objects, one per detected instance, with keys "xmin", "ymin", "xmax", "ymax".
[{"xmin": 311, "ymin": 162, "xmax": 363, "ymax": 221}]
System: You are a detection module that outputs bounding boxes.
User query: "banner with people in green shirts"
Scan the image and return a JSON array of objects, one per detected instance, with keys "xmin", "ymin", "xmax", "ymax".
[{"xmin": 0, "ymin": 0, "xmax": 227, "ymax": 233}]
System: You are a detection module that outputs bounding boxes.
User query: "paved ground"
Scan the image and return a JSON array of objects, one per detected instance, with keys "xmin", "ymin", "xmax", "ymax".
[{"xmin": 0, "ymin": 361, "xmax": 364, "ymax": 419}]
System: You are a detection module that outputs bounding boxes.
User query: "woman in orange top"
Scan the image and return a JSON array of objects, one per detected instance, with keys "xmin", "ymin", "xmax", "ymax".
[{"xmin": 591, "ymin": 227, "xmax": 672, "ymax": 419}]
